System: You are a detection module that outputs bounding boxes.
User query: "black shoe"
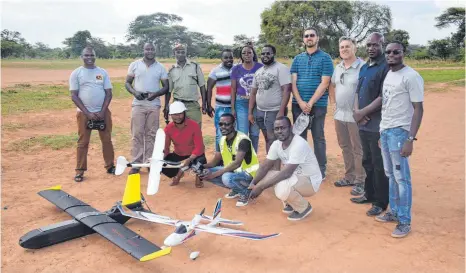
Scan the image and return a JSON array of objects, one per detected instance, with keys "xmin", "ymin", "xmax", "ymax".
[
  {"xmin": 350, "ymin": 196, "xmax": 372, "ymax": 204},
  {"xmin": 366, "ymin": 205, "xmax": 384, "ymax": 216},
  {"xmin": 107, "ymin": 166, "xmax": 116, "ymax": 175},
  {"xmin": 129, "ymin": 168, "xmax": 140, "ymax": 175}
]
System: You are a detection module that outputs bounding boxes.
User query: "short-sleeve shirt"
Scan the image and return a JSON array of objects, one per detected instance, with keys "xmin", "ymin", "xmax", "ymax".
[
  {"xmin": 252, "ymin": 61, "xmax": 291, "ymax": 111},
  {"xmin": 380, "ymin": 66, "xmax": 424, "ymax": 132},
  {"xmin": 168, "ymin": 60, "xmax": 206, "ymax": 101},
  {"xmin": 267, "ymin": 135, "xmax": 322, "ymax": 192},
  {"xmin": 127, "ymin": 59, "xmax": 168, "ymax": 107},
  {"xmin": 208, "ymin": 64, "xmax": 233, "ymax": 107},
  {"xmin": 290, "ymin": 49, "xmax": 334, "ymax": 107},
  {"xmin": 230, "ymin": 62, "xmax": 263, "ymax": 100},
  {"xmin": 356, "ymin": 55, "xmax": 390, "ymax": 132},
  {"xmin": 69, "ymin": 66, "xmax": 112, "ymax": 113},
  {"xmin": 164, "ymin": 118, "xmax": 205, "ymax": 157},
  {"xmin": 331, "ymin": 58, "xmax": 365, "ymax": 122}
]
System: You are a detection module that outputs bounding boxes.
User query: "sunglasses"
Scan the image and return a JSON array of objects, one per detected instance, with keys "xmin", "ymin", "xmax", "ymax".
[
  {"xmin": 340, "ymin": 73, "xmax": 346, "ymax": 84},
  {"xmin": 385, "ymin": 50, "xmax": 402, "ymax": 55},
  {"xmin": 261, "ymin": 52, "xmax": 273, "ymax": 56},
  {"xmin": 219, "ymin": 122, "xmax": 233, "ymax": 127},
  {"xmin": 304, "ymin": 34, "xmax": 316, "ymax": 38}
]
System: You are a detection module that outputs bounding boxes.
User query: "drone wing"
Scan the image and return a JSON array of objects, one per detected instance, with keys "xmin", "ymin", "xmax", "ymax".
[
  {"xmin": 194, "ymin": 224, "xmax": 280, "ymax": 241},
  {"xmin": 147, "ymin": 129, "xmax": 166, "ymax": 195},
  {"xmin": 117, "ymin": 204, "xmax": 178, "ymax": 227}
]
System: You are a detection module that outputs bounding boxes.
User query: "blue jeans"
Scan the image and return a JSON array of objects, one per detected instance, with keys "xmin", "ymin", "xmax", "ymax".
[
  {"xmin": 380, "ymin": 127, "xmax": 412, "ymax": 224},
  {"xmin": 292, "ymin": 104, "xmax": 327, "ymax": 177},
  {"xmin": 214, "ymin": 106, "xmax": 232, "ymax": 152},
  {"xmin": 205, "ymin": 166, "xmax": 253, "ymax": 196},
  {"xmin": 235, "ymin": 99, "xmax": 259, "ymax": 152}
]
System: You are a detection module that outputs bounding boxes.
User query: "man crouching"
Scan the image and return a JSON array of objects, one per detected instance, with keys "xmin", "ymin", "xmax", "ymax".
[{"xmin": 248, "ymin": 116, "xmax": 322, "ymax": 221}]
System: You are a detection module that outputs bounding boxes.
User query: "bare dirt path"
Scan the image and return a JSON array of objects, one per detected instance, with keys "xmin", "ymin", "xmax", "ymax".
[{"xmin": 1, "ymin": 72, "xmax": 464, "ymax": 272}]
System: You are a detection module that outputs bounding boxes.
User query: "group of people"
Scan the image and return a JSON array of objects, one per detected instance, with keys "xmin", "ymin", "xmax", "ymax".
[{"xmin": 69, "ymin": 27, "xmax": 424, "ymax": 238}]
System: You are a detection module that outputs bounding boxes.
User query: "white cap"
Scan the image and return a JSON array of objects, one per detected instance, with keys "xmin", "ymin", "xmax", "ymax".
[{"xmin": 169, "ymin": 101, "xmax": 187, "ymax": 115}]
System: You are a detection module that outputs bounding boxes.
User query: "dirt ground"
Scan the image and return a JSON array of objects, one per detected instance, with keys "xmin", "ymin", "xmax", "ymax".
[{"xmin": 1, "ymin": 66, "xmax": 465, "ymax": 273}]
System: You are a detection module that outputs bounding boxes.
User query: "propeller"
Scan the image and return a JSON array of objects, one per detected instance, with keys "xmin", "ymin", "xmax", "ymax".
[{"xmin": 191, "ymin": 208, "xmax": 205, "ymax": 227}]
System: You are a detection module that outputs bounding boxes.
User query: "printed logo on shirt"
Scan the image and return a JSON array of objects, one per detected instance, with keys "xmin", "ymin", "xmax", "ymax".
[{"xmin": 95, "ymin": 74, "xmax": 104, "ymax": 84}]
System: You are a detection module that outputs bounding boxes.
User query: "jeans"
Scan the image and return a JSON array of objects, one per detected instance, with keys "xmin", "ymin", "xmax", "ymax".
[
  {"xmin": 214, "ymin": 106, "xmax": 232, "ymax": 152},
  {"xmin": 359, "ymin": 130, "xmax": 389, "ymax": 209},
  {"xmin": 380, "ymin": 128, "xmax": 412, "ymax": 224},
  {"xmin": 291, "ymin": 103, "xmax": 327, "ymax": 177},
  {"xmin": 205, "ymin": 166, "xmax": 253, "ymax": 196},
  {"xmin": 235, "ymin": 99, "xmax": 259, "ymax": 152}
]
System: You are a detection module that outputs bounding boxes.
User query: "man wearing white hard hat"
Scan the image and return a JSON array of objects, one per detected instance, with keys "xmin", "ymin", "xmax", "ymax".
[{"xmin": 162, "ymin": 101, "xmax": 206, "ymax": 187}]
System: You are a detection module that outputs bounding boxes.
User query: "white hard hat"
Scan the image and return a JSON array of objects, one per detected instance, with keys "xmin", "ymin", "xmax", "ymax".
[{"xmin": 169, "ymin": 101, "xmax": 187, "ymax": 115}]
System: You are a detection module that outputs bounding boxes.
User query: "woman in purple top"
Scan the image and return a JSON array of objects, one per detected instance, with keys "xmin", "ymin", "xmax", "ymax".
[{"xmin": 230, "ymin": 45, "xmax": 263, "ymax": 152}]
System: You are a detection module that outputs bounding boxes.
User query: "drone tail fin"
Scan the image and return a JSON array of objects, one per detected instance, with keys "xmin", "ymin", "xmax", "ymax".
[
  {"xmin": 212, "ymin": 198, "xmax": 222, "ymax": 221},
  {"xmin": 122, "ymin": 173, "xmax": 141, "ymax": 206}
]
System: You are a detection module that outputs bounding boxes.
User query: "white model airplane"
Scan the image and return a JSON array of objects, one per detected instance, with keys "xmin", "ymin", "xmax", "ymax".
[{"xmin": 117, "ymin": 199, "xmax": 280, "ymax": 260}]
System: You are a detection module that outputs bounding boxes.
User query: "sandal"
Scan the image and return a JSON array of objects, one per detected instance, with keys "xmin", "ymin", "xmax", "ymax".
[
  {"xmin": 107, "ymin": 166, "xmax": 116, "ymax": 174},
  {"xmin": 334, "ymin": 178, "xmax": 354, "ymax": 187},
  {"xmin": 74, "ymin": 173, "xmax": 84, "ymax": 182},
  {"xmin": 170, "ymin": 172, "xmax": 184, "ymax": 186},
  {"xmin": 195, "ymin": 177, "xmax": 204, "ymax": 188}
]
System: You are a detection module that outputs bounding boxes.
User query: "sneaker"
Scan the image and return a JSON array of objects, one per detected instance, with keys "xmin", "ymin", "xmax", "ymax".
[
  {"xmin": 351, "ymin": 184, "xmax": 365, "ymax": 196},
  {"xmin": 225, "ymin": 190, "xmax": 240, "ymax": 199},
  {"xmin": 236, "ymin": 195, "xmax": 249, "ymax": 207},
  {"xmin": 375, "ymin": 211, "xmax": 398, "ymax": 223},
  {"xmin": 107, "ymin": 166, "xmax": 116, "ymax": 175},
  {"xmin": 391, "ymin": 223, "xmax": 411, "ymax": 238},
  {"xmin": 282, "ymin": 204, "xmax": 294, "ymax": 214},
  {"xmin": 287, "ymin": 203, "xmax": 313, "ymax": 221}
]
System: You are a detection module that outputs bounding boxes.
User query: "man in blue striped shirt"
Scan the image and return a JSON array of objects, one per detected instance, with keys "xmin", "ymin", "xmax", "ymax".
[{"xmin": 290, "ymin": 27, "xmax": 334, "ymax": 179}]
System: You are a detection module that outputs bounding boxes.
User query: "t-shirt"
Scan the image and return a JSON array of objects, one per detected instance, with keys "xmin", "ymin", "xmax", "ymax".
[
  {"xmin": 290, "ymin": 49, "xmax": 334, "ymax": 107},
  {"xmin": 252, "ymin": 62, "xmax": 291, "ymax": 111},
  {"xmin": 267, "ymin": 135, "xmax": 322, "ymax": 192},
  {"xmin": 164, "ymin": 118, "xmax": 205, "ymax": 157},
  {"xmin": 230, "ymin": 62, "xmax": 263, "ymax": 100},
  {"xmin": 127, "ymin": 59, "xmax": 168, "ymax": 107},
  {"xmin": 380, "ymin": 66, "xmax": 424, "ymax": 132},
  {"xmin": 69, "ymin": 66, "xmax": 112, "ymax": 113},
  {"xmin": 208, "ymin": 64, "xmax": 233, "ymax": 107}
]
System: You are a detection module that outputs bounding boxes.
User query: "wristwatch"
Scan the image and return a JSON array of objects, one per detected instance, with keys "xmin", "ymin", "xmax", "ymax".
[{"xmin": 407, "ymin": 136, "xmax": 417, "ymax": 142}]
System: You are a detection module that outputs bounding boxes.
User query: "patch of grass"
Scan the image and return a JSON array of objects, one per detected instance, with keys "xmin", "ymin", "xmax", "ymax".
[
  {"xmin": 405, "ymin": 59, "xmax": 465, "ymax": 68},
  {"xmin": 448, "ymin": 79, "xmax": 465, "ymax": 86},
  {"xmin": 418, "ymin": 69, "xmax": 465, "ymax": 83},
  {"xmin": 1, "ymin": 80, "xmax": 130, "ymax": 115},
  {"xmin": 7, "ymin": 134, "xmax": 78, "ymax": 152},
  {"xmin": 1, "ymin": 123, "xmax": 27, "ymax": 131}
]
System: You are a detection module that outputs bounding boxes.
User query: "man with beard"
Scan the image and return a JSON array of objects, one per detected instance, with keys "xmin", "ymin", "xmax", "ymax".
[
  {"xmin": 290, "ymin": 27, "xmax": 334, "ymax": 180},
  {"xmin": 207, "ymin": 49, "xmax": 235, "ymax": 151},
  {"xmin": 70, "ymin": 46, "xmax": 116, "ymax": 182},
  {"xmin": 350, "ymin": 32, "xmax": 390, "ymax": 217},
  {"xmin": 162, "ymin": 101, "xmax": 206, "ymax": 188},
  {"xmin": 125, "ymin": 42, "xmax": 169, "ymax": 174},
  {"xmin": 164, "ymin": 44, "xmax": 208, "ymax": 128},
  {"xmin": 376, "ymin": 41, "xmax": 424, "ymax": 238},
  {"xmin": 249, "ymin": 44, "xmax": 291, "ymax": 154},
  {"xmin": 200, "ymin": 113, "xmax": 260, "ymax": 207},
  {"xmin": 248, "ymin": 116, "xmax": 322, "ymax": 221}
]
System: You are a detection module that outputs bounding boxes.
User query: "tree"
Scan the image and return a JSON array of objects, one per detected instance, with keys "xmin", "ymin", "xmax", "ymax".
[
  {"xmin": 386, "ymin": 29, "xmax": 410, "ymax": 49},
  {"xmin": 62, "ymin": 30, "xmax": 92, "ymax": 57},
  {"xmin": 1, "ymin": 29, "xmax": 31, "ymax": 58},
  {"xmin": 232, "ymin": 34, "xmax": 257, "ymax": 58},
  {"xmin": 435, "ymin": 7, "xmax": 465, "ymax": 48},
  {"xmin": 259, "ymin": 1, "xmax": 392, "ymax": 57},
  {"xmin": 428, "ymin": 38, "xmax": 454, "ymax": 59}
]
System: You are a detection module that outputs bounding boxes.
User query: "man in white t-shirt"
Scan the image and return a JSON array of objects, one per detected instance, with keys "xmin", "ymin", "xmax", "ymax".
[
  {"xmin": 248, "ymin": 116, "xmax": 322, "ymax": 221},
  {"xmin": 125, "ymin": 43, "xmax": 169, "ymax": 174},
  {"xmin": 375, "ymin": 41, "xmax": 424, "ymax": 238}
]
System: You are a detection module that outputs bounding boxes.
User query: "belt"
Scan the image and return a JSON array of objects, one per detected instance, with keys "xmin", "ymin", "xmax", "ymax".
[{"xmin": 174, "ymin": 98, "xmax": 196, "ymax": 103}]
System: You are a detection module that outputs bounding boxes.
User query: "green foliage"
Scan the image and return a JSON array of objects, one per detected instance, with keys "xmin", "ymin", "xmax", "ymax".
[
  {"xmin": 386, "ymin": 29, "xmax": 410, "ymax": 49},
  {"xmin": 418, "ymin": 69, "xmax": 465, "ymax": 83},
  {"xmin": 6, "ymin": 134, "xmax": 79, "ymax": 152},
  {"xmin": 435, "ymin": 7, "xmax": 465, "ymax": 48},
  {"xmin": 62, "ymin": 30, "xmax": 93, "ymax": 57}
]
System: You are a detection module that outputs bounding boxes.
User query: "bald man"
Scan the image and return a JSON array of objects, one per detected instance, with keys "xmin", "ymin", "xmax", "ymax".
[{"xmin": 125, "ymin": 42, "xmax": 169, "ymax": 174}]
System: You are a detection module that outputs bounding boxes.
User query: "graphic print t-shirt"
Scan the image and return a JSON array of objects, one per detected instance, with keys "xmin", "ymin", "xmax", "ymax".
[{"xmin": 230, "ymin": 62, "xmax": 263, "ymax": 100}]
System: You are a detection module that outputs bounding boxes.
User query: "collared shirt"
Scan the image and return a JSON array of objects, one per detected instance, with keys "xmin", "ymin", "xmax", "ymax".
[
  {"xmin": 127, "ymin": 59, "xmax": 168, "ymax": 107},
  {"xmin": 356, "ymin": 54, "xmax": 389, "ymax": 132},
  {"xmin": 168, "ymin": 60, "xmax": 206, "ymax": 102},
  {"xmin": 290, "ymin": 49, "xmax": 334, "ymax": 107},
  {"xmin": 164, "ymin": 118, "xmax": 205, "ymax": 157},
  {"xmin": 208, "ymin": 63, "xmax": 232, "ymax": 107},
  {"xmin": 331, "ymin": 58, "xmax": 365, "ymax": 122}
]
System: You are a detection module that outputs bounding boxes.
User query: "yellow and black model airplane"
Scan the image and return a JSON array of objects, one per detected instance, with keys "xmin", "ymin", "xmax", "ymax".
[{"xmin": 19, "ymin": 173, "xmax": 171, "ymax": 262}]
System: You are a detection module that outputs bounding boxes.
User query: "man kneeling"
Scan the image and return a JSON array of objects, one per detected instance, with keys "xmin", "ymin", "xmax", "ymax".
[
  {"xmin": 200, "ymin": 113, "xmax": 259, "ymax": 207},
  {"xmin": 249, "ymin": 116, "xmax": 322, "ymax": 221}
]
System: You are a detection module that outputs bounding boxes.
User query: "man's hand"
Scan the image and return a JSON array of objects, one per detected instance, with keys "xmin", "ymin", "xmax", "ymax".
[
  {"xmin": 147, "ymin": 92, "xmax": 158, "ymax": 101},
  {"xmin": 357, "ymin": 116, "xmax": 370, "ymax": 126},
  {"xmin": 133, "ymin": 90, "xmax": 146, "ymax": 100},
  {"xmin": 277, "ymin": 110, "xmax": 284, "ymax": 118},
  {"xmin": 202, "ymin": 104, "xmax": 207, "ymax": 115},
  {"xmin": 249, "ymin": 185, "xmax": 264, "ymax": 200},
  {"xmin": 85, "ymin": 112, "xmax": 99, "ymax": 121},
  {"xmin": 199, "ymin": 169, "xmax": 218, "ymax": 181},
  {"xmin": 298, "ymin": 100, "xmax": 311, "ymax": 114},
  {"xmin": 95, "ymin": 111, "xmax": 105, "ymax": 120},
  {"xmin": 401, "ymin": 141, "xmax": 413, "ymax": 157},
  {"xmin": 206, "ymin": 105, "xmax": 215, "ymax": 118},
  {"xmin": 248, "ymin": 113, "xmax": 255, "ymax": 124},
  {"xmin": 163, "ymin": 107, "xmax": 169, "ymax": 121},
  {"xmin": 247, "ymin": 181, "xmax": 256, "ymax": 190},
  {"xmin": 353, "ymin": 109, "xmax": 366, "ymax": 123}
]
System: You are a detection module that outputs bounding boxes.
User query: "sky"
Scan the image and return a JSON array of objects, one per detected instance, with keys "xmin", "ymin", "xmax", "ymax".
[{"xmin": 1, "ymin": 0, "xmax": 464, "ymax": 48}]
